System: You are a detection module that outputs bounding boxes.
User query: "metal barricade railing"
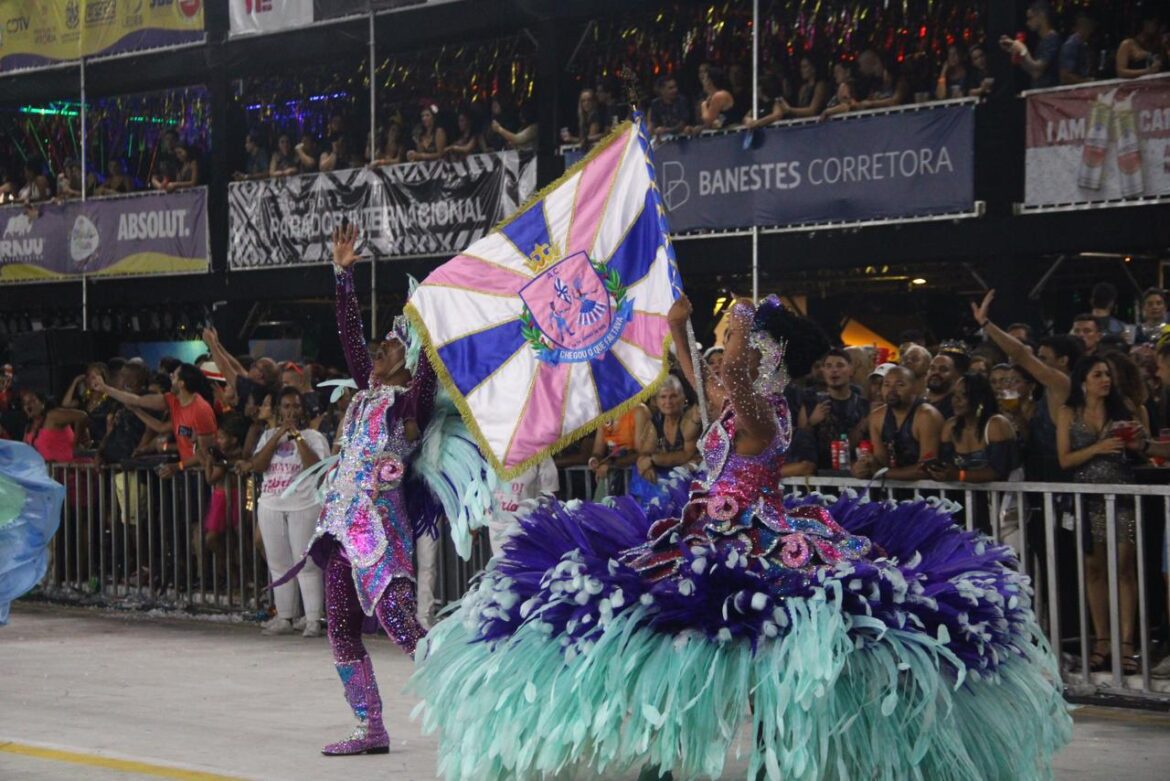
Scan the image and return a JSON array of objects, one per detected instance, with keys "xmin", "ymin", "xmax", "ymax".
[
  {"xmin": 34, "ymin": 461, "xmax": 1170, "ymax": 703},
  {"xmin": 42, "ymin": 463, "xmax": 265, "ymax": 615},
  {"xmin": 781, "ymin": 474, "xmax": 1170, "ymax": 703}
]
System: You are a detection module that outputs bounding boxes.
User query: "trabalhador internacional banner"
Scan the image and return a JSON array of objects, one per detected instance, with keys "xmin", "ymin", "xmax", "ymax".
[
  {"xmin": 0, "ymin": 189, "xmax": 209, "ymax": 283},
  {"xmin": 1024, "ymin": 74, "xmax": 1170, "ymax": 209},
  {"xmin": 0, "ymin": 0, "xmax": 205, "ymax": 72}
]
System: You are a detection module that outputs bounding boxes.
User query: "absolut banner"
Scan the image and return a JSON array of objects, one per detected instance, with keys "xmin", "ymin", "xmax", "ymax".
[
  {"xmin": 0, "ymin": 189, "xmax": 209, "ymax": 283},
  {"xmin": 227, "ymin": 151, "xmax": 535, "ymax": 269},
  {"xmin": 1024, "ymin": 75, "xmax": 1170, "ymax": 209}
]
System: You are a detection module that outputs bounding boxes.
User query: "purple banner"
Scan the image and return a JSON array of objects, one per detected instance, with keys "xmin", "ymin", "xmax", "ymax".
[{"xmin": 0, "ymin": 189, "xmax": 209, "ymax": 284}]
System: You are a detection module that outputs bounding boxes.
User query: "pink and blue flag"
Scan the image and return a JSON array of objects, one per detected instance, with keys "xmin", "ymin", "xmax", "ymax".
[{"xmin": 406, "ymin": 118, "xmax": 681, "ymax": 478}]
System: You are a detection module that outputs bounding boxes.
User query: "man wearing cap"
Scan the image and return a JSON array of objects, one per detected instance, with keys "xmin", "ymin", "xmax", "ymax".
[
  {"xmin": 867, "ymin": 361, "xmax": 897, "ymax": 404},
  {"xmin": 198, "ymin": 360, "xmax": 233, "ymax": 417}
]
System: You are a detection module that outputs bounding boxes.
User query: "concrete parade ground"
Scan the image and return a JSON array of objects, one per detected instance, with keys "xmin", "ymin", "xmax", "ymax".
[{"xmin": 1, "ymin": 603, "xmax": 1168, "ymax": 781}]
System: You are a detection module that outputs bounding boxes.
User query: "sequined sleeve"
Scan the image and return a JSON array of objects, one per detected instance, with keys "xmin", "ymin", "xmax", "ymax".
[
  {"xmin": 401, "ymin": 351, "xmax": 437, "ymax": 431},
  {"xmin": 335, "ymin": 266, "xmax": 371, "ymax": 390}
]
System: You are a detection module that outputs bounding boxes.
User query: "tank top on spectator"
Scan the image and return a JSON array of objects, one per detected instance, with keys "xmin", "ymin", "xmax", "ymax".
[
  {"xmin": 26, "ymin": 425, "xmax": 74, "ymax": 463},
  {"xmin": 255, "ymin": 428, "xmax": 331, "ymax": 512},
  {"xmin": 942, "ymin": 420, "xmax": 1020, "ymax": 480},
  {"xmin": 931, "ymin": 393, "xmax": 954, "ymax": 422},
  {"xmin": 650, "ymin": 411, "xmax": 685, "ymax": 453},
  {"xmin": 1126, "ymin": 47, "xmax": 1153, "ymax": 72},
  {"xmin": 164, "ymin": 392, "xmax": 217, "ymax": 462},
  {"xmin": 417, "ymin": 132, "xmax": 438, "ymax": 154},
  {"xmin": 713, "ymin": 97, "xmax": 734, "ymax": 129},
  {"xmin": 881, "ymin": 400, "xmax": 923, "ymax": 467}
]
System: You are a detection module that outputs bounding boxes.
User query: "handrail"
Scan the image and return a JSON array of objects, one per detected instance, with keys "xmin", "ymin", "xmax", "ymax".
[
  {"xmin": 1019, "ymin": 70, "xmax": 1170, "ymax": 97},
  {"xmin": 557, "ymin": 96, "xmax": 980, "ymax": 155}
]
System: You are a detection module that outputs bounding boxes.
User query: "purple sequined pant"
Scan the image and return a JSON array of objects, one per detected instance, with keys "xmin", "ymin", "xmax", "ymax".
[{"xmin": 325, "ymin": 550, "xmax": 427, "ymax": 661}]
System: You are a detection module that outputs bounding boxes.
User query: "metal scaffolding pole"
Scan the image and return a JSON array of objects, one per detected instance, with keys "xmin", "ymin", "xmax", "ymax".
[
  {"xmin": 368, "ymin": 9, "xmax": 378, "ymax": 339},
  {"xmin": 80, "ymin": 56, "xmax": 88, "ymax": 331},
  {"xmin": 751, "ymin": 0, "xmax": 759, "ymax": 303}
]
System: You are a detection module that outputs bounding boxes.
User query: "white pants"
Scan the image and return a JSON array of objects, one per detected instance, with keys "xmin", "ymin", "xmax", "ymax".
[
  {"xmin": 258, "ymin": 503, "xmax": 324, "ymax": 621},
  {"xmin": 415, "ymin": 531, "xmax": 439, "ymax": 629},
  {"xmin": 488, "ymin": 517, "xmax": 512, "ymax": 559}
]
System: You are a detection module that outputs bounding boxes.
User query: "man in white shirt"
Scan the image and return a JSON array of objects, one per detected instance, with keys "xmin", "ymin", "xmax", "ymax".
[{"xmin": 488, "ymin": 458, "xmax": 559, "ymax": 557}]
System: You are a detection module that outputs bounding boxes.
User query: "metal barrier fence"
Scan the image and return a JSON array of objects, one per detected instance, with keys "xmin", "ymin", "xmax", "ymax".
[
  {"xmin": 40, "ymin": 461, "xmax": 493, "ymax": 616},
  {"xmin": 36, "ymin": 462, "xmax": 1170, "ymax": 703}
]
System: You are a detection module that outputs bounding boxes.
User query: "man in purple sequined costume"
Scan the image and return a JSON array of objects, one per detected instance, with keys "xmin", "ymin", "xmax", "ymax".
[{"xmin": 295, "ymin": 224, "xmax": 434, "ymax": 756}]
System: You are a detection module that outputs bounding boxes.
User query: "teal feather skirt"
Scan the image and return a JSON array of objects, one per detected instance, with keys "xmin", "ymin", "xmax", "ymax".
[{"xmin": 409, "ymin": 492, "xmax": 1072, "ymax": 780}]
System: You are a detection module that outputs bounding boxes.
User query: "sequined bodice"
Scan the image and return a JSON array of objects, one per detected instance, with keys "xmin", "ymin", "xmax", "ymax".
[
  {"xmin": 624, "ymin": 397, "xmax": 872, "ymax": 583},
  {"xmin": 1069, "ymin": 417, "xmax": 1132, "ymax": 485},
  {"xmin": 696, "ymin": 398, "xmax": 791, "ymax": 512}
]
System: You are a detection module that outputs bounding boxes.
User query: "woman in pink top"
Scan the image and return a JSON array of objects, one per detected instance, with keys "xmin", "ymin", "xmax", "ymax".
[{"xmin": 20, "ymin": 391, "xmax": 87, "ymax": 464}]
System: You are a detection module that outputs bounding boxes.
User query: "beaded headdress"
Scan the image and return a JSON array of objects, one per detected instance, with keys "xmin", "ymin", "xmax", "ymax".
[
  {"xmin": 383, "ymin": 276, "xmax": 423, "ymax": 372},
  {"xmin": 748, "ymin": 295, "xmax": 790, "ymax": 397}
]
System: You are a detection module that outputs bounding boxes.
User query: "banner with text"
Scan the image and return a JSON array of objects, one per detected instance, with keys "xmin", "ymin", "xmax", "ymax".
[
  {"xmin": 229, "ymin": 0, "xmax": 312, "ymax": 36},
  {"xmin": 651, "ymin": 103, "xmax": 975, "ymax": 232},
  {"xmin": 1024, "ymin": 75, "xmax": 1170, "ymax": 209},
  {"xmin": 0, "ymin": 189, "xmax": 209, "ymax": 283},
  {"xmin": 0, "ymin": 0, "xmax": 205, "ymax": 72},
  {"xmin": 228, "ymin": 151, "xmax": 536, "ymax": 269}
]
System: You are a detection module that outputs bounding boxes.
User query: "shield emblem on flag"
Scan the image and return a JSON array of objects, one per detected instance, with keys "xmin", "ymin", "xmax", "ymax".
[
  {"xmin": 519, "ymin": 251, "xmax": 613, "ymax": 352},
  {"xmin": 407, "ymin": 118, "xmax": 681, "ymax": 478}
]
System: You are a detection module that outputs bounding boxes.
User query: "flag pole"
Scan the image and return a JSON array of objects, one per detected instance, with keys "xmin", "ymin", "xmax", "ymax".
[{"xmin": 621, "ymin": 68, "xmax": 709, "ymax": 429}]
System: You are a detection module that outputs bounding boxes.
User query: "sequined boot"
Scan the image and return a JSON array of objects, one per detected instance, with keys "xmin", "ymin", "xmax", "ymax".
[{"xmin": 322, "ymin": 656, "xmax": 390, "ymax": 756}]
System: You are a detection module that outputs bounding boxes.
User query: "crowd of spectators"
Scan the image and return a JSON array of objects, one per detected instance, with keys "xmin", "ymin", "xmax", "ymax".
[
  {"xmin": 0, "ymin": 327, "xmax": 359, "ymax": 634},
  {"xmin": 233, "ymin": 98, "xmax": 538, "ymax": 183},
  {"xmin": 2, "ymin": 279, "xmax": 1170, "ymax": 672},
  {"xmin": 0, "ymin": 127, "xmax": 205, "ymax": 206},
  {"xmin": 551, "ymin": 2, "xmax": 1169, "ymax": 144},
  {"xmin": 542, "ymin": 280, "xmax": 1170, "ymax": 678}
]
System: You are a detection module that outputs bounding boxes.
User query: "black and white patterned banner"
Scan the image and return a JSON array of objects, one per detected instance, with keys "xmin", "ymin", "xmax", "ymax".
[{"xmin": 228, "ymin": 150, "xmax": 536, "ymax": 270}]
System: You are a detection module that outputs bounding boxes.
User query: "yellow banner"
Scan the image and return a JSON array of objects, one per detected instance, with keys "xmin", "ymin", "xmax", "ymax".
[{"xmin": 0, "ymin": 0, "xmax": 205, "ymax": 71}]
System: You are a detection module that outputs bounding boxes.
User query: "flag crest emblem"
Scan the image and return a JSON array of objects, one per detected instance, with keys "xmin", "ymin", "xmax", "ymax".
[{"xmin": 406, "ymin": 118, "xmax": 680, "ymax": 478}]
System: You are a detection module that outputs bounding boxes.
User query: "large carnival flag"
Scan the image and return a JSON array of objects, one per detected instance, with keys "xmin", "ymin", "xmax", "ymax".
[{"xmin": 405, "ymin": 118, "xmax": 680, "ymax": 479}]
